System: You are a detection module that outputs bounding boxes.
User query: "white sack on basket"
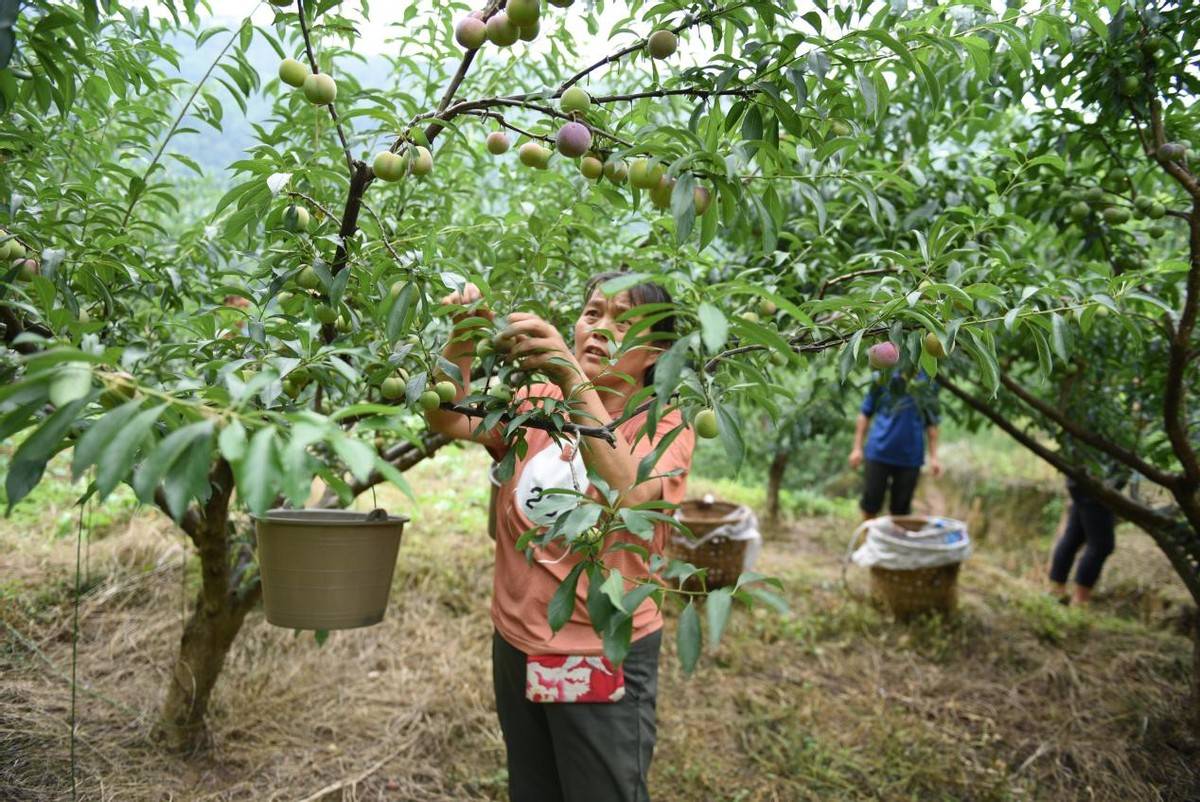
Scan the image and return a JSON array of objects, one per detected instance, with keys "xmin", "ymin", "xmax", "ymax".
[
  {"xmin": 671, "ymin": 501, "xmax": 762, "ymax": 574},
  {"xmin": 850, "ymin": 515, "xmax": 971, "ymax": 571}
]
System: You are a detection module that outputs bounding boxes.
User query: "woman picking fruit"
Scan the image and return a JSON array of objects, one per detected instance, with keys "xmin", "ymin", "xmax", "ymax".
[{"xmin": 425, "ymin": 273, "xmax": 695, "ymax": 802}]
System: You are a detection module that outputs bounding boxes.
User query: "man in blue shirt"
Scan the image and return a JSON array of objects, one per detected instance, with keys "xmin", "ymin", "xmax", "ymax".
[{"xmin": 848, "ymin": 372, "xmax": 942, "ymax": 519}]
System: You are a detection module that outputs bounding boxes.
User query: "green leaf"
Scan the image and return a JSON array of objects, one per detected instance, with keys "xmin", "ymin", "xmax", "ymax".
[
  {"xmin": 706, "ymin": 587, "xmax": 733, "ymax": 651},
  {"xmin": 72, "ymin": 399, "xmax": 142, "ymax": 480},
  {"xmin": 602, "ymin": 612, "xmax": 634, "ymax": 667},
  {"xmin": 677, "ymin": 601, "xmax": 701, "ymax": 674},
  {"xmin": 618, "ymin": 508, "xmax": 656, "ymax": 541},
  {"xmin": 330, "ymin": 434, "xmax": 376, "ymax": 483},
  {"xmin": 93, "ymin": 404, "xmax": 168, "ymax": 499},
  {"xmin": 132, "ymin": 421, "xmax": 213, "ymax": 513},
  {"xmin": 235, "ymin": 427, "xmax": 280, "ymax": 516},
  {"xmin": 697, "ymin": 302, "xmax": 728, "ymax": 355},
  {"xmin": 548, "ymin": 561, "xmax": 585, "ymax": 634},
  {"xmin": 218, "ymin": 419, "xmax": 247, "ymax": 463},
  {"xmin": 6, "ymin": 399, "xmax": 87, "ymax": 510}
]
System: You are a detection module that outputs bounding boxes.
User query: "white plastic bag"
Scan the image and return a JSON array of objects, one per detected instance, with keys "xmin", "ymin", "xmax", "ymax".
[{"xmin": 849, "ymin": 515, "xmax": 971, "ymax": 570}]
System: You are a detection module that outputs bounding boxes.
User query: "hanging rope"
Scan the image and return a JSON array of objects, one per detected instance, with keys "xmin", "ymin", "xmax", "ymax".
[{"xmin": 70, "ymin": 496, "xmax": 87, "ymax": 802}]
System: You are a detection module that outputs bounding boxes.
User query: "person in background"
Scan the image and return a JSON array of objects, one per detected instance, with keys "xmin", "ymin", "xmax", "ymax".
[
  {"xmin": 848, "ymin": 371, "xmax": 941, "ymax": 520},
  {"xmin": 1048, "ymin": 452, "xmax": 1129, "ymax": 606}
]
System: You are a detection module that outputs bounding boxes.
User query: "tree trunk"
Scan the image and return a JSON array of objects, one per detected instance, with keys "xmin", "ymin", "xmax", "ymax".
[
  {"xmin": 153, "ymin": 583, "xmax": 260, "ymax": 752},
  {"xmin": 766, "ymin": 450, "xmax": 789, "ymax": 523},
  {"xmin": 1193, "ymin": 614, "xmax": 1200, "ymax": 736}
]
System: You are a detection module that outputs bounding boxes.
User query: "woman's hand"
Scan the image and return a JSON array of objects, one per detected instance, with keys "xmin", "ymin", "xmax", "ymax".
[
  {"xmin": 498, "ymin": 312, "xmax": 583, "ymax": 389},
  {"xmin": 440, "ymin": 281, "xmax": 493, "ymax": 325}
]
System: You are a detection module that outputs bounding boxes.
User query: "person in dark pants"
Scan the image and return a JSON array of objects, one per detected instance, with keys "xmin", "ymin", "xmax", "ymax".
[
  {"xmin": 849, "ymin": 371, "xmax": 941, "ymax": 519},
  {"xmin": 1049, "ymin": 477, "xmax": 1118, "ymax": 606}
]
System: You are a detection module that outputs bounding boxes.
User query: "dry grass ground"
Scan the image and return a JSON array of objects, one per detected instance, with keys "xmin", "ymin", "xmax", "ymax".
[{"xmin": 1, "ymin": 444, "xmax": 1198, "ymax": 801}]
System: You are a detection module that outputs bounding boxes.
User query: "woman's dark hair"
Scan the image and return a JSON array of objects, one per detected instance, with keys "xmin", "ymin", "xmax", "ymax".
[{"xmin": 582, "ymin": 271, "xmax": 676, "ymax": 386}]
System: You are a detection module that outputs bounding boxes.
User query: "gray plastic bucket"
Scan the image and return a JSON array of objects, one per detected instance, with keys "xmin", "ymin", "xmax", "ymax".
[{"xmin": 254, "ymin": 508, "xmax": 408, "ymax": 630}]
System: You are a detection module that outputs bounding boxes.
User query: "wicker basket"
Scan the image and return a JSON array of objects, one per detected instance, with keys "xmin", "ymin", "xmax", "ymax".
[
  {"xmin": 667, "ymin": 498, "xmax": 752, "ymax": 591},
  {"xmin": 863, "ymin": 516, "xmax": 961, "ymax": 619}
]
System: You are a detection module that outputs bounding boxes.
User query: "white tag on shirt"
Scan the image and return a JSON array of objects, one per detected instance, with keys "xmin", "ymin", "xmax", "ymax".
[{"xmin": 514, "ymin": 440, "xmax": 590, "ymax": 527}]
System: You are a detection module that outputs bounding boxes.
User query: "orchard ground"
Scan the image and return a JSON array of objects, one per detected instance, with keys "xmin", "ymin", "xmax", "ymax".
[{"xmin": 2, "ymin": 431, "xmax": 1198, "ymax": 802}]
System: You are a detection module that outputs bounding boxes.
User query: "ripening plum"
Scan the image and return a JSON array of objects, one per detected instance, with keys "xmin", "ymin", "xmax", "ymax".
[
  {"xmin": 693, "ymin": 186, "xmax": 712, "ymax": 215},
  {"xmin": 923, "ymin": 332, "xmax": 946, "ymax": 359},
  {"xmin": 506, "ymin": 0, "xmax": 540, "ymax": 27},
  {"xmin": 435, "ymin": 380, "xmax": 457, "ymax": 403},
  {"xmin": 603, "ymin": 158, "xmax": 628, "ymax": 184},
  {"xmin": 486, "ymin": 131, "xmax": 511, "ymax": 155},
  {"xmin": 302, "ymin": 73, "xmax": 337, "ymax": 105},
  {"xmin": 455, "ymin": 16, "xmax": 487, "ymax": 50},
  {"xmin": 580, "ymin": 154, "xmax": 603, "ymax": 180},
  {"xmin": 419, "ymin": 390, "xmax": 442, "ymax": 411},
  {"xmin": 297, "ymin": 265, "xmax": 322, "ymax": 290},
  {"xmin": 629, "ymin": 159, "xmax": 664, "ymax": 189},
  {"xmin": 649, "ymin": 175, "xmax": 675, "ymax": 209},
  {"xmin": 560, "ymin": 86, "xmax": 591, "ymax": 114},
  {"xmin": 867, "ymin": 342, "xmax": 899, "ymax": 370},
  {"xmin": 694, "ymin": 408, "xmax": 718, "ymax": 439},
  {"xmin": 556, "ymin": 122, "xmax": 592, "ymax": 157},
  {"xmin": 519, "ymin": 142, "xmax": 552, "ymax": 169},
  {"xmin": 518, "ymin": 21, "xmax": 539, "ymax": 41},
  {"xmin": 381, "ymin": 377, "xmax": 406, "ymax": 400},
  {"xmin": 409, "ymin": 146, "xmax": 433, "ymax": 177},
  {"xmin": 283, "ymin": 204, "xmax": 310, "ymax": 231},
  {"xmin": 278, "ymin": 58, "xmax": 308, "ymax": 88},
  {"xmin": 647, "ymin": 30, "xmax": 677, "ymax": 59},
  {"xmin": 486, "ymin": 12, "xmax": 519, "ymax": 46},
  {"xmin": 373, "ymin": 151, "xmax": 406, "ymax": 182}
]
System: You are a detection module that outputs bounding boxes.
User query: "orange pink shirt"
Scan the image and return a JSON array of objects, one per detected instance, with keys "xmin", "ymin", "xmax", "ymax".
[{"xmin": 490, "ymin": 383, "xmax": 695, "ymax": 655}]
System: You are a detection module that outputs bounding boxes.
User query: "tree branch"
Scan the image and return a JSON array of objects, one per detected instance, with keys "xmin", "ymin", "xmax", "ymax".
[
  {"xmin": 997, "ymin": 371, "xmax": 1180, "ymax": 488},
  {"xmin": 1161, "ymin": 194, "xmax": 1200, "ymax": 484},
  {"xmin": 317, "ymin": 431, "xmax": 452, "ymax": 508},
  {"xmin": 297, "ymin": 0, "xmax": 354, "ymax": 175},
  {"xmin": 559, "ymin": 1, "xmax": 752, "ymax": 91},
  {"xmin": 1149, "ymin": 99, "xmax": 1200, "ymax": 199}
]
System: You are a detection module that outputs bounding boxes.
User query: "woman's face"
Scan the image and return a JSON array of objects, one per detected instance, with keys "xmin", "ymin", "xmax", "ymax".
[{"xmin": 573, "ymin": 289, "xmax": 661, "ymax": 386}]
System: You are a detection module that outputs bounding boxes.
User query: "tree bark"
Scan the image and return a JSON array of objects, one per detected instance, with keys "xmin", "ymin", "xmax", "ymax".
[
  {"xmin": 766, "ymin": 450, "xmax": 789, "ymax": 523},
  {"xmin": 153, "ymin": 582, "xmax": 261, "ymax": 752}
]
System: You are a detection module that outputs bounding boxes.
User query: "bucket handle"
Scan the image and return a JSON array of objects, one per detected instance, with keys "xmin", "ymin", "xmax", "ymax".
[
  {"xmin": 365, "ymin": 508, "xmax": 389, "ymax": 522},
  {"xmin": 840, "ymin": 519, "xmax": 875, "ymax": 601}
]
